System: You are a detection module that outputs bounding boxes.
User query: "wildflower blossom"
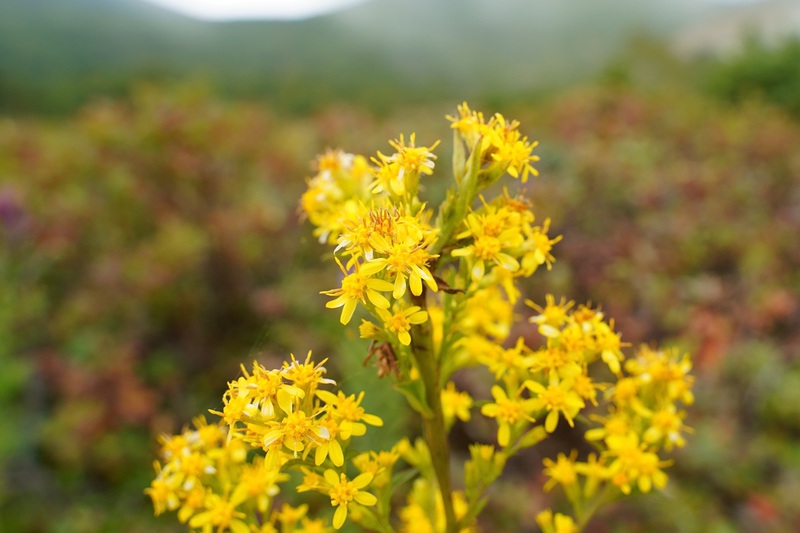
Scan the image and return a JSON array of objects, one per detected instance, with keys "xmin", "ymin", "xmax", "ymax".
[
  {"xmin": 300, "ymin": 150, "xmax": 374, "ymax": 244},
  {"xmin": 480, "ymin": 385, "xmax": 539, "ymax": 447},
  {"xmin": 486, "ymin": 114, "xmax": 540, "ymax": 183},
  {"xmin": 643, "ymin": 405, "xmax": 690, "ymax": 451},
  {"xmin": 452, "ymin": 210, "xmax": 523, "ymax": 281},
  {"xmin": 371, "ymin": 133, "xmax": 439, "ymax": 197},
  {"xmin": 574, "ymin": 453, "xmax": 610, "ymax": 498},
  {"xmin": 353, "ymin": 448, "xmax": 400, "ymax": 488},
  {"xmin": 322, "ymin": 470, "xmax": 378, "ymax": 529},
  {"xmin": 188, "ymin": 492, "xmax": 249, "ymax": 533},
  {"xmin": 321, "ymin": 258, "xmax": 393, "ymax": 324},
  {"xmin": 519, "ymin": 218, "xmax": 560, "ymax": 275},
  {"xmin": 605, "ymin": 433, "xmax": 671, "ymax": 494},
  {"xmin": 441, "ymin": 381, "xmax": 474, "ymax": 426},
  {"xmin": 315, "ymin": 389, "xmax": 383, "ymax": 439},
  {"xmin": 527, "ymin": 295, "xmax": 573, "ymax": 336},
  {"xmin": 376, "ymin": 305, "xmax": 429, "ymax": 345},
  {"xmin": 526, "ymin": 377, "xmax": 585, "ymax": 433},
  {"xmin": 536, "ymin": 509, "xmax": 578, "ymax": 533},
  {"xmin": 367, "ymin": 216, "xmax": 439, "ymax": 298},
  {"xmin": 446, "ymin": 102, "xmax": 487, "ymax": 146},
  {"xmin": 542, "ymin": 451, "xmax": 579, "ymax": 492}
]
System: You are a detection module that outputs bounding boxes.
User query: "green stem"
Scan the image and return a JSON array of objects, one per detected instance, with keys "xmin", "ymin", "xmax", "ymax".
[
  {"xmin": 410, "ymin": 291, "xmax": 457, "ymax": 533},
  {"xmin": 575, "ymin": 483, "xmax": 617, "ymax": 531},
  {"xmin": 430, "ymin": 137, "xmax": 483, "ymax": 258}
]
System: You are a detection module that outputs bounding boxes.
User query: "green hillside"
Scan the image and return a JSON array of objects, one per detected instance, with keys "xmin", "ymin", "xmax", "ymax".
[{"xmin": 0, "ymin": 0, "xmax": 718, "ymax": 114}]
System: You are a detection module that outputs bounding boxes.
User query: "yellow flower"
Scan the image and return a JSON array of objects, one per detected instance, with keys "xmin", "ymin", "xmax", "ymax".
[
  {"xmin": 145, "ymin": 463, "xmax": 181, "ymax": 515},
  {"xmin": 480, "ymin": 385, "xmax": 538, "ymax": 447},
  {"xmin": 519, "ymin": 218, "xmax": 561, "ymax": 275},
  {"xmin": 276, "ymin": 502, "xmax": 308, "ymax": 531},
  {"xmin": 312, "ymin": 415, "xmax": 345, "ymax": 467},
  {"xmin": 368, "ymin": 222, "xmax": 439, "ymax": 298},
  {"xmin": 572, "ymin": 372, "xmax": 602, "ymax": 406},
  {"xmin": 282, "ymin": 351, "xmax": 336, "ymax": 391},
  {"xmin": 606, "ymin": 433, "xmax": 671, "ymax": 494},
  {"xmin": 542, "ymin": 451, "xmax": 579, "ymax": 492},
  {"xmin": 353, "ymin": 449, "xmax": 400, "ymax": 488},
  {"xmin": 188, "ymin": 492, "xmax": 249, "ymax": 533},
  {"xmin": 643, "ymin": 405, "xmax": 690, "ymax": 451},
  {"xmin": 376, "ymin": 305, "xmax": 428, "ymax": 345},
  {"xmin": 487, "ymin": 114, "xmax": 540, "ymax": 183},
  {"xmin": 585, "ymin": 411, "xmax": 632, "ymax": 444},
  {"xmin": 316, "ymin": 389, "xmax": 384, "ymax": 439},
  {"xmin": 371, "ymin": 133, "xmax": 439, "ymax": 197},
  {"xmin": 536, "ymin": 509, "xmax": 578, "ymax": 533},
  {"xmin": 321, "ymin": 258, "xmax": 393, "ymax": 324},
  {"xmin": 574, "ymin": 452, "xmax": 610, "ymax": 498},
  {"xmin": 323, "ymin": 470, "xmax": 378, "ymax": 529},
  {"xmin": 177, "ymin": 485, "xmax": 206, "ymax": 524},
  {"xmin": 300, "ymin": 151, "xmax": 373, "ymax": 245},
  {"xmin": 299, "ymin": 517, "xmax": 331, "ymax": 533},
  {"xmin": 447, "ymin": 101, "xmax": 487, "ymax": 146},
  {"xmin": 335, "ymin": 205, "xmax": 394, "ymax": 260},
  {"xmin": 236, "ymin": 459, "xmax": 286, "ymax": 513},
  {"xmin": 527, "ymin": 294, "xmax": 574, "ymax": 337},
  {"xmin": 441, "ymin": 381, "xmax": 474, "ymax": 426},
  {"xmin": 261, "ymin": 408, "xmax": 329, "ymax": 461},
  {"xmin": 525, "ymin": 377, "xmax": 585, "ymax": 433},
  {"xmin": 452, "ymin": 210, "xmax": 523, "ymax": 281},
  {"xmin": 458, "ymin": 286, "xmax": 514, "ymax": 341}
]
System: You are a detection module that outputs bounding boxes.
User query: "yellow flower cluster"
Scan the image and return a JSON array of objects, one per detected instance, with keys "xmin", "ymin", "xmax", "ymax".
[
  {"xmin": 451, "ymin": 192, "xmax": 560, "ymax": 283},
  {"xmin": 447, "ymin": 102, "xmax": 540, "ymax": 184},
  {"xmin": 303, "ymin": 137, "xmax": 442, "ymax": 336},
  {"xmin": 300, "ymin": 149, "xmax": 374, "ymax": 245},
  {"xmin": 152, "ymin": 102, "xmax": 694, "ymax": 533},
  {"xmin": 301, "ymin": 103, "xmax": 692, "ymax": 531},
  {"xmin": 321, "ymin": 205, "xmax": 439, "ymax": 329},
  {"xmin": 148, "ymin": 353, "xmax": 385, "ymax": 531},
  {"xmin": 525, "ymin": 300, "xmax": 694, "ymax": 524},
  {"xmin": 146, "ymin": 416, "xmax": 289, "ymax": 533}
]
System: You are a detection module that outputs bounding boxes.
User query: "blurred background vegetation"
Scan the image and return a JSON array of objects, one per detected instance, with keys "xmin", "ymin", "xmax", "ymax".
[{"xmin": 1, "ymin": 0, "xmax": 799, "ymax": 531}]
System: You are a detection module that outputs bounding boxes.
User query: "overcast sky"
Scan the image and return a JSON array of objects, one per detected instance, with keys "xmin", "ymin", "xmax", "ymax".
[
  {"xmin": 144, "ymin": 0, "xmax": 763, "ymax": 21},
  {"xmin": 143, "ymin": 0, "xmax": 371, "ymax": 20}
]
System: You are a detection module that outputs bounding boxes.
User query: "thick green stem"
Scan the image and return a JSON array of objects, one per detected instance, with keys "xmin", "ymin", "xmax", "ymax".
[{"xmin": 411, "ymin": 292, "xmax": 457, "ymax": 533}]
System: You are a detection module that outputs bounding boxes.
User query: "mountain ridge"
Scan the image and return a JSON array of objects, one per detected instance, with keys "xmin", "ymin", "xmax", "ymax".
[{"xmin": 0, "ymin": 0, "xmax": 778, "ymax": 114}]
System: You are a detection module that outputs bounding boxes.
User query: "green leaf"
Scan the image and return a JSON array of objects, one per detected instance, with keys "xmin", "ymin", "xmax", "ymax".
[{"xmin": 395, "ymin": 379, "xmax": 433, "ymax": 418}]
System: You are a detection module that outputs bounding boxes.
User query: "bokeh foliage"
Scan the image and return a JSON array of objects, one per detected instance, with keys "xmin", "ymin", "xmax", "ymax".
[{"xmin": 1, "ymin": 39, "xmax": 800, "ymax": 531}]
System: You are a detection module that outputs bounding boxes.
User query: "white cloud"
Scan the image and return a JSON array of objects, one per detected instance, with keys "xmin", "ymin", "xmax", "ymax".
[{"xmin": 144, "ymin": 0, "xmax": 370, "ymax": 21}]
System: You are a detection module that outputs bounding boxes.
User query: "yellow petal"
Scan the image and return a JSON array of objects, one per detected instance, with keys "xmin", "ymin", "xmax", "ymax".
[
  {"xmin": 330, "ymin": 439, "xmax": 344, "ymax": 467},
  {"xmin": 393, "ymin": 273, "xmax": 407, "ymax": 299},
  {"xmin": 367, "ymin": 290, "xmax": 390, "ymax": 309},
  {"xmin": 341, "ymin": 300, "xmax": 357, "ymax": 324},
  {"xmin": 498, "ymin": 423, "xmax": 510, "ymax": 447},
  {"xmin": 545, "ymin": 410, "xmax": 559, "ymax": 433},
  {"xmin": 352, "ymin": 472, "xmax": 374, "ymax": 489},
  {"xmin": 361, "ymin": 413, "xmax": 383, "ymax": 426},
  {"xmin": 409, "ymin": 273, "xmax": 423, "ymax": 296},
  {"xmin": 333, "ymin": 504, "xmax": 347, "ymax": 529},
  {"xmin": 398, "ymin": 330, "xmax": 411, "ymax": 346},
  {"xmin": 355, "ymin": 492, "xmax": 378, "ymax": 506},
  {"xmin": 324, "ymin": 469, "xmax": 340, "ymax": 486}
]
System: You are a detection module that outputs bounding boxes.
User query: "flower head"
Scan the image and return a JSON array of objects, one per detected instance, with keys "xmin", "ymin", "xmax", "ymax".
[{"xmin": 322, "ymin": 470, "xmax": 377, "ymax": 529}]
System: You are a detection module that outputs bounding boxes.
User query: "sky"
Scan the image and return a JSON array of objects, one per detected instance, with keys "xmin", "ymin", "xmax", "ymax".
[
  {"xmin": 143, "ymin": 0, "xmax": 370, "ymax": 20},
  {"xmin": 145, "ymin": 0, "xmax": 763, "ymax": 21}
]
